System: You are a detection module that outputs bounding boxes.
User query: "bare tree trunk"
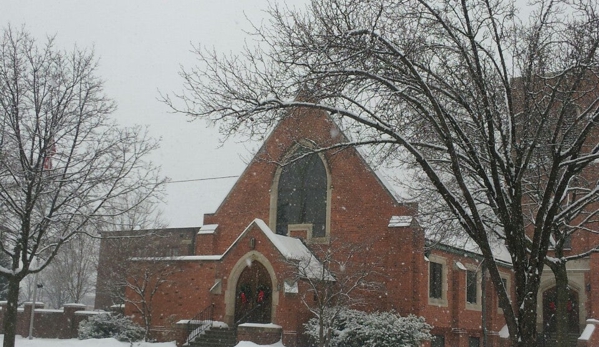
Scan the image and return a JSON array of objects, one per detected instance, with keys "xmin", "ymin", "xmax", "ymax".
[
  {"xmin": 547, "ymin": 261, "xmax": 571, "ymax": 347},
  {"xmin": 519, "ymin": 302, "xmax": 539, "ymax": 347},
  {"xmin": 3, "ymin": 277, "xmax": 21, "ymax": 347},
  {"xmin": 318, "ymin": 315, "xmax": 325, "ymax": 347}
]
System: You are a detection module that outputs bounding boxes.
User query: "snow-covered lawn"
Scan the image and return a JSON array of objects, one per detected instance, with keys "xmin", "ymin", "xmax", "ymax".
[
  {"xmin": 0, "ymin": 336, "xmax": 176, "ymax": 347},
  {"xmin": 234, "ymin": 342, "xmax": 285, "ymax": 347},
  {"xmin": 0, "ymin": 336, "xmax": 285, "ymax": 347}
]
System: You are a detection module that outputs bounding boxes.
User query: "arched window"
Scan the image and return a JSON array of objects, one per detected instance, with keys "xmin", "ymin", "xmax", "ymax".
[{"xmin": 275, "ymin": 149, "xmax": 327, "ymax": 238}]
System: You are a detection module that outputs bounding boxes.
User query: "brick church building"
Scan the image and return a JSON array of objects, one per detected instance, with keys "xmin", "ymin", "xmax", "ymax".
[{"xmin": 95, "ymin": 105, "xmax": 599, "ymax": 347}]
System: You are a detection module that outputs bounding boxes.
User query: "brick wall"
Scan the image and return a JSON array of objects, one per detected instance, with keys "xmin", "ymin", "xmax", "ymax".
[
  {"xmin": 95, "ymin": 227, "xmax": 197, "ymax": 310},
  {"xmin": 0, "ymin": 302, "xmax": 99, "ymax": 339}
]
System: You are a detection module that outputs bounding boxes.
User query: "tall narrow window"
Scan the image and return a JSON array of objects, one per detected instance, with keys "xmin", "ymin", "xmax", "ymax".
[
  {"xmin": 429, "ymin": 262, "xmax": 443, "ymax": 299},
  {"xmin": 276, "ymin": 150, "xmax": 327, "ymax": 238},
  {"xmin": 466, "ymin": 270, "xmax": 478, "ymax": 304}
]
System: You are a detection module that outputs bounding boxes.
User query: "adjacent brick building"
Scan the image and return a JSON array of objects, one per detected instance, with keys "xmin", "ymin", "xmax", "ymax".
[{"xmin": 95, "ymin": 105, "xmax": 599, "ymax": 347}]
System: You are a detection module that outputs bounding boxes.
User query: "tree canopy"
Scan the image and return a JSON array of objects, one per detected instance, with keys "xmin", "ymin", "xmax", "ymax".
[
  {"xmin": 166, "ymin": 0, "xmax": 599, "ymax": 345},
  {"xmin": 0, "ymin": 26, "xmax": 165, "ymax": 347}
]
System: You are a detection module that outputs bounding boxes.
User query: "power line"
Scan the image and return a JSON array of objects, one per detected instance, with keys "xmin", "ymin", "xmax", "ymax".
[{"xmin": 167, "ymin": 175, "xmax": 239, "ymax": 184}]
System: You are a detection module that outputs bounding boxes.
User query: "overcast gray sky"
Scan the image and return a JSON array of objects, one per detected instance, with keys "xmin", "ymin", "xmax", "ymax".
[{"xmin": 1, "ymin": 0, "xmax": 304, "ymax": 227}]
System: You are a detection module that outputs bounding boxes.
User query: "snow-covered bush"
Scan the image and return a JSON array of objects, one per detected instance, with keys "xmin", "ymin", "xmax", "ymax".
[
  {"xmin": 304, "ymin": 307, "xmax": 431, "ymax": 347},
  {"xmin": 78, "ymin": 313, "xmax": 145, "ymax": 342}
]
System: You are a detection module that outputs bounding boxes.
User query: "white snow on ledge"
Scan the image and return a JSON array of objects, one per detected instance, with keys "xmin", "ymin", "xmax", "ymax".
[
  {"xmin": 580, "ymin": 323, "xmax": 595, "ymax": 341},
  {"xmin": 579, "ymin": 319, "xmax": 599, "ymax": 341},
  {"xmin": 132, "ymin": 255, "xmax": 222, "ymax": 261},
  {"xmin": 498, "ymin": 324, "xmax": 509, "ymax": 338},
  {"xmin": 235, "ymin": 340, "xmax": 285, "ymax": 347},
  {"xmin": 388, "ymin": 216, "xmax": 412, "ymax": 227},
  {"xmin": 238, "ymin": 323, "xmax": 282, "ymax": 329},
  {"xmin": 74, "ymin": 310, "xmax": 105, "ymax": 315},
  {"xmin": 198, "ymin": 224, "xmax": 218, "ymax": 234}
]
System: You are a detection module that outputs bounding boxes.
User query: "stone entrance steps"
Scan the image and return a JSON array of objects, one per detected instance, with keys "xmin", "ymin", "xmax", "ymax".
[
  {"xmin": 538, "ymin": 332, "xmax": 579, "ymax": 347},
  {"xmin": 189, "ymin": 327, "xmax": 237, "ymax": 347}
]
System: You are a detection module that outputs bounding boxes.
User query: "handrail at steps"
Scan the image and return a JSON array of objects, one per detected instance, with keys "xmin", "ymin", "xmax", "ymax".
[
  {"xmin": 234, "ymin": 302, "xmax": 264, "ymax": 326},
  {"xmin": 185, "ymin": 303, "xmax": 215, "ymax": 345}
]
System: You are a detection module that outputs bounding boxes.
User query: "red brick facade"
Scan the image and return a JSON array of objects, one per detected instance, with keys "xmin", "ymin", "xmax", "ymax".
[{"xmin": 95, "ymin": 106, "xmax": 599, "ymax": 346}]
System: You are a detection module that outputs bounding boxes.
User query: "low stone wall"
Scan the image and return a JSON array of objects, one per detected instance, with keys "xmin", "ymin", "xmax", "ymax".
[{"xmin": 0, "ymin": 302, "xmax": 101, "ymax": 339}]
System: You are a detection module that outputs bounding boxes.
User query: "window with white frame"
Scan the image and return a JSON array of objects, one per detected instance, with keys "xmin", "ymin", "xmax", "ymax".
[
  {"xmin": 498, "ymin": 274, "xmax": 511, "ymax": 312},
  {"xmin": 465, "ymin": 267, "xmax": 482, "ymax": 310},
  {"xmin": 428, "ymin": 255, "xmax": 448, "ymax": 306},
  {"xmin": 466, "ymin": 270, "xmax": 478, "ymax": 304}
]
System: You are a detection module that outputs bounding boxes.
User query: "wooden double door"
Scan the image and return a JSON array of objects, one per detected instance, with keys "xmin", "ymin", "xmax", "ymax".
[{"xmin": 234, "ymin": 261, "xmax": 272, "ymax": 324}]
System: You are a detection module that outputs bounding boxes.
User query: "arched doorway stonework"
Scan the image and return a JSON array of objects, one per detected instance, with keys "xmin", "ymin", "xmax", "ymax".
[
  {"xmin": 537, "ymin": 264, "xmax": 588, "ymax": 334},
  {"xmin": 224, "ymin": 251, "xmax": 279, "ymax": 326}
]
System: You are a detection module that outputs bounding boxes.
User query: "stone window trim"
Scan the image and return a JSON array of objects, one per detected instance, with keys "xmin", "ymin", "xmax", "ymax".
[
  {"xmin": 269, "ymin": 141, "xmax": 332, "ymax": 244},
  {"xmin": 287, "ymin": 223, "xmax": 328, "ymax": 245},
  {"xmin": 427, "ymin": 254, "xmax": 448, "ymax": 307},
  {"xmin": 465, "ymin": 266, "xmax": 482, "ymax": 311},
  {"xmin": 498, "ymin": 273, "xmax": 511, "ymax": 313}
]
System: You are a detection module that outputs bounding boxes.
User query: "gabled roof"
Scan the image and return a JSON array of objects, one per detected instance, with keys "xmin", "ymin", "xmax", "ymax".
[
  {"xmin": 207, "ymin": 107, "xmax": 415, "ymax": 219},
  {"xmin": 249, "ymin": 219, "xmax": 333, "ymax": 280},
  {"xmin": 132, "ymin": 218, "xmax": 332, "ymax": 280}
]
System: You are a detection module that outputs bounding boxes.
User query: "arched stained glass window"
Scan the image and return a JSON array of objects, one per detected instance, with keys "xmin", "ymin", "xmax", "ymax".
[{"xmin": 276, "ymin": 150, "xmax": 327, "ymax": 238}]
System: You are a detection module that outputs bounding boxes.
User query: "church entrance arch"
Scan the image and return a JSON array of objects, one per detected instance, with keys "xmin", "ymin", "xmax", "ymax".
[
  {"xmin": 234, "ymin": 261, "xmax": 272, "ymax": 324},
  {"xmin": 541, "ymin": 286, "xmax": 579, "ymax": 345}
]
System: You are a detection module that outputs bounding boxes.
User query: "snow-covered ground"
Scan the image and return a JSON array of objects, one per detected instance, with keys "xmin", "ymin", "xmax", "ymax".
[
  {"xmin": 234, "ymin": 342, "xmax": 285, "ymax": 347},
  {"xmin": 0, "ymin": 336, "xmax": 285, "ymax": 347},
  {"xmin": 0, "ymin": 336, "xmax": 176, "ymax": 347}
]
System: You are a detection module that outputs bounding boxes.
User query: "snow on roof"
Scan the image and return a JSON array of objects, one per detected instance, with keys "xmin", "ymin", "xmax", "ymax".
[
  {"xmin": 430, "ymin": 233, "xmax": 512, "ymax": 265},
  {"xmin": 131, "ymin": 219, "xmax": 332, "ymax": 280},
  {"xmin": 198, "ymin": 224, "xmax": 218, "ymax": 234},
  {"xmin": 132, "ymin": 255, "xmax": 222, "ymax": 261},
  {"xmin": 388, "ymin": 216, "xmax": 413, "ymax": 227},
  {"xmin": 238, "ymin": 323, "xmax": 282, "ymax": 329},
  {"xmin": 252, "ymin": 219, "xmax": 333, "ymax": 280}
]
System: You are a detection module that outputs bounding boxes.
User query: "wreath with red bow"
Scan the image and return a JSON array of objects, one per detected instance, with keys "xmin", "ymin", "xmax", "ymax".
[
  {"xmin": 239, "ymin": 284, "xmax": 251, "ymax": 304},
  {"xmin": 256, "ymin": 285, "xmax": 270, "ymax": 304},
  {"xmin": 548, "ymin": 300, "xmax": 574, "ymax": 312}
]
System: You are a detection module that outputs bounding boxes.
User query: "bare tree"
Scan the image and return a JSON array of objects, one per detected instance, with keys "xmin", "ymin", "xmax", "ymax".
[
  {"xmin": 40, "ymin": 234, "xmax": 98, "ymax": 308},
  {"xmin": 94, "ymin": 192, "xmax": 168, "ymax": 311},
  {"xmin": 118, "ymin": 260, "xmax": 179, "ymax": 341},
  {"xmin": 0, "ymin": 27, "xmax": 164, "ymax": 347},
  {"xmin": 286, "ymin": 240, "xmax": 382, "ymax": 347},
  {"xmin": 166, "ymin": 0, "xmax": 599, "ymax": 345}
]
